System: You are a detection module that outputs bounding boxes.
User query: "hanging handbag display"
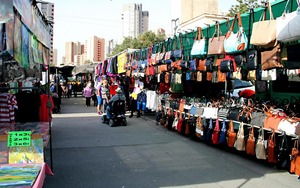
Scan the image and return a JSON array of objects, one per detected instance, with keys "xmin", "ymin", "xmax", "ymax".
[
  {"xmin": 205, "ymin": 57, "xmax": 214, "ymax": 72},
  {"xmin": 234, "ymin": 122, "xmax": 246, "ymax": 151},
  {"xmin": 232, "ymin": 67, "xmax": 242, "ymax": 80},
  {"xmin": 227, "ymin": 120, "xmax": 236, "ymax": 147},
  {"xmin": 261, "ymin": 44, "xmax": 283, "ymax": 70},
  {"xmin": 208, "ymin": 22, "xmax": 225, "ymax": 55},
  {"xmin": 219, "ymin": 120, "xmax": 227, "ymax": 145},
  {"xmin": 290, "ymin": 140, "xmax": 300, "ymax": 175},
  {"xmin": 245, "ymin": 50, "xmax": 258, "ymax": 70},
  {"xmin": 212, "ymin": 119, "xmax": 220, "ymax": 145},
  {"xmin": 250, "ymin": 2, "xmax": 277, "ymax": 48},
  {"xmin": 246, "ymin": 126, "xmax": 256, "ymax": 156},
  {"xmin": 256, "ymin": 128, "xmax": 267, "ymax": 160},
  {"xmin": 197, "ymin": 59, "xmax": 206, "ymax": 71},
  {"xmin": 276, "ymin": 0, "xmax": 300, "ymax": 42},
  {"xmin": 267, "ymin": 131, "xmax": 277, "ymax": 164},
  {"xmin": 191, "ymin": 27, "xmax": 207, "ymax": 56},
  {"xmin": 224, "ymin": 13, "xmax": 248, "ymax": 53}
]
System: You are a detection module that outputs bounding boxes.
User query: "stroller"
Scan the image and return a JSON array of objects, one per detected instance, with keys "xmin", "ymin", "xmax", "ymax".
[{"xmin": 102, "ymin": 99, "xmax": 127, "ymax": 127}]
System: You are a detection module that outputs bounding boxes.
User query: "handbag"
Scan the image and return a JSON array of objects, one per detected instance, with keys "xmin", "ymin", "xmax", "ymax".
[
  {"xmin": 189, "ymin": 59, "xmax": 197, "ymax": 71},
  {"xmin": 277, "ymin": 132, "xmax": 290, "ymax": 170},
  {"xmin": 227, "ymin": 120, "xmax": 236, "ymax": 147},
  {"xmin": 296, "ymin": 123, "xmax": 300, "ymax": 135},
  {"xmin": 262, "ymin": 69, "xmax": 277, "ymax": 81},
  {"xmin": 197, "ymin": 59, "xmax": 206, "ymax": 71},
  {"xmin": 172, "ymin": 117, "xmax": 179, "ymax": 130},
  {"xmin": 256, "ymin": 128, "xmax": 267, "ymax": 160},
  {"xmin": 250, "ymin": 2, "xmax": 277, "ymax": 48},
  {"xmin": 195, "ymin": 117, "xmax": 204, "ymax": 137},
  {"xmin": 261, "ymin": 44, "xmax": 283, "ymax": 70},
  {"xmin": 205, "ymin": 119, "xmax": 213, "ymax": 143},
  {"xmin": 278, "ymin": 119, "xmax": 299, "ymax": 135},
  {"xmin": 285, "ymin": 44, "xmax": 300, "ymax": 69},
  {"xmin": 177, "ymin": 117, "xmax": 184, "ymax": 134},
  {"xmin": 202, "ymin": 102, "xmax": 218, "ymax": 119},
  {"xmin": 205, "ymin": 57, "xmax": 214, "ymax": 72},
  {"xmin": 224, "ymin": 14, "xmax": 248, "ymax": 53},
  {"xmin": 196, "ymin": 71, "xmax": 202, "ymax": 82},
  {"xmin": 246, "ymin": 50, "xmax": 258, "ymax": 70},
  {"xmin": 178, "ymin": 99, "xmax": 186, "ymax": 112},
  {"xmin": 287, "ymin": 69, "xmax": 300, "ymax": 82},
  {"xmin": 267, "ymin": 131, "xmax": 277, "ymax": 164},
  {"xmin": 171, "ymin": 35, "xmax": 183, "ymax": 59},
  {"xmin": 246, "ymin": 126, "xmax": 256, "ymax": 156},
  {"xmin": 232, "ymin": 67, "xmax": 242, "ymax": 80},
  {"xmin": 212, "ymin": 119, "xmax": 220, "ymax": 145},
  {"xmin": 250, "ymin": 111, "xmax": 266, "ymax": 127},
  {"xmin": 247, "ymin": 70, "xmax": 256, "ymax": 81},
  {"xmin": 234, "ymin": 55, "xmax": 244, "ymax": 66},
  {"xmin": 227, "ymin": 107, "xmax": 241, "ymax": 121},
  {"xmin": 264, "ymin": 109, "xmax": 286, "ymax": 131},
  {"xmin": 218, "ymin": 108, "xmax": 229, "ymax": 120},
  {"xmin": 191, "ymin": 27, "xmax": 207, "ymax": 56},
  {"xmin": 220, "ymin": 59, "xmax": 233, "ymax": 73},
  {"xmin": 234, "ymin": 122, "xmax": 245, "ymax": 151},
  {"xmin": 290, "ymin": 140, "xmax": 300, "ymax": 175},
  {"xmin": 208, "ymin": 22, "xmax": 225, "ymax": 55},
  {"xmin": 276, "ymin": 0, "xmax": 300, "ymax": 42},
  {"xmin": 219, "ymin": 120, "xmax": 227, "ymax": 145},
  {"xmin": 159, "ymin": 64, "xmax": 168, "ymax": 72}
]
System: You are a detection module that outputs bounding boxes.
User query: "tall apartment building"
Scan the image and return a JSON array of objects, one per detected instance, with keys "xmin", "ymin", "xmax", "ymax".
[
  {"xmin": 121, "ymin": 4, "xmax": 149, "ymax": 38},
  {"xmin": 85, "ymin": 36, "xmax": 105, "ymax": 63},
  {"xmin": 53, "ymin": 49, "xmax": 58, "ymax": 66},
  {"xmin": 65, "ymin": 41, "xmax": 84, "ymax": 65},
  {"xmin": 37, "ymin": 1, "xmax": 55, "ymax": 66},
  {"xmin": 173, "ymin": 0, "xmax": 226, "ymax": 34}
]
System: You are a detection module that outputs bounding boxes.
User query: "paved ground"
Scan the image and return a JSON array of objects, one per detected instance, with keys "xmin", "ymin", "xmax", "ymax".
[{"xmin": 44, "ymin": 98, "xmax": 299, "ymax": 188}]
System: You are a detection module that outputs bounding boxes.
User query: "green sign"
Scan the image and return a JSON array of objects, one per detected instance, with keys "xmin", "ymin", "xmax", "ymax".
[{"xmin": 7, "ymin": 131, "xmax": 32, "ymax": 147}]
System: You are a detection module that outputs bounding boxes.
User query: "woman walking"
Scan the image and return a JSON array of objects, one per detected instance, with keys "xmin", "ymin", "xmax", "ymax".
[{"xmin": 83, "ymin": 82, "xmax": 93, "ymax": 107}]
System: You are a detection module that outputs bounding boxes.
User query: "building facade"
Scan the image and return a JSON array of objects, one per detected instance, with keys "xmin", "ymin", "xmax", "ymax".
[
  {"xmin": 121, "ymin": 3, "xmax": 149, "ymax": 38},
  {"xmin": 85, "ymin": 36, "xmax": 105, "ymax": 63}
]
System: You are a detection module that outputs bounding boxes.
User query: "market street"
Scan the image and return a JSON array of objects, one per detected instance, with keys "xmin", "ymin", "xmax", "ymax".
[{"xmin": 43, "ymin": 98, "xmax": 299, "ymax": 188}]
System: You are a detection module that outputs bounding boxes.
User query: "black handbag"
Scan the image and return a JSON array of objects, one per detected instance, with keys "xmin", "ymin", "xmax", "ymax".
[
  {"xmin": 246, "ymin": 50, "xmax": 258, "ymax": 70},
  {"xmin": 205, "ymin": 57, "xmax": 214, "ymax": 72},
  {"xmin": 276, "ymin": 132, "xmax": 290, "ymax": 170},
  {"xmin": 220, "ymin": 59, "xmax": 233, "ymax": 73},
  {"xmin": 285, "ymin": 44, "xmax": 300, "ymax": 69},
  {"xmin": 227, "ymin": 107, "xmax": 241, "ymax": 121},
  {"xmin": 234, "ymin": 55, "xmax": 244, "ymax": 66}
]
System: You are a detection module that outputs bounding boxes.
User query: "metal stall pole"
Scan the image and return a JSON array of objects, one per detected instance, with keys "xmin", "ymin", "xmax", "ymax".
[{"xmin": 47, "ymin": 65, "xmax": 54, "ymax": 172}]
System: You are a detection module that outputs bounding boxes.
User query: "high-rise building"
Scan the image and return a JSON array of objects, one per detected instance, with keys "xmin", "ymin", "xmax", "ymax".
[
  {"xmin": 65, "ymin": 42, "xmax": 75, "ymax": 65},
  {"xmin": 53, "ymin": 49, "xmax": 58, "ymax": 66},
  {"xmin": 121, "ymin": 4, "xmax": 149, "ymax": 38},
  {"xmin": 37, "ymin": 1, "xmax": 55, "ymax": 66},
  {"xmin": 85, "ymin": 36, "xmax": 105, "ymax": 63}
]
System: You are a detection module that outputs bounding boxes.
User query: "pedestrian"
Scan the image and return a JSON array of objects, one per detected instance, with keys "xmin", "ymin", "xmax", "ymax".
[
  {"xmin": 83, "ymin": 82, "xmax": 93, "ymax": 107},
  {"xmin": 100, "ymin": 80, "xmax": 110, "ymax": 114},
  {"xmin": 68, "ymin": 83, "xmax": 73, "ymax": 98},
  {"xmin": 73, "ymin": 83, "xmax": 78, "ymax": 97}
]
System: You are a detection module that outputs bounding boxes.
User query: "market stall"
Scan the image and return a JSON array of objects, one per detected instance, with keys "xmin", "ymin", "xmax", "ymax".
[
  {"xmin": 0, "ymin": 0, "xmax": 54, "ymax": 187},
  {"xmin": 94, "ymin": 0, "xmax": 300, "ymax": 179}
]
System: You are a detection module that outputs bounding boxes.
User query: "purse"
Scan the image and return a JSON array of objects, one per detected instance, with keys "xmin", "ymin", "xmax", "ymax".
[
  {"xmin": 277, "ymin": 132, "xmax": 290, "ymax": 170},
  {"xmin": 219, "ymin": 120, "xmax": 227, "ymax": 145},
  {"xmin": 296, "ymin": 123, "xmax": 300, "ymax": 135},
  {"xmin": 191, "ymin": 27, "xmax": 207, "ymax": 56},
  {"xmin": 256, "ymin": 128, "xmax": 267, "ymax": 160},
  {"xmin": 218, "ymin": 108, "xmax": 229, "ymax": 120},
  {"xmin": 290, "ymin": 140, "xmax": 300, "ymax": 175},
  {"xmin": 208, "ymin": 22, "xmax": 225, "ymax": 55},
  {"xmin": 250, "ymin": 111, "xmax": 266, "ymax": 127},
  {"xmin": 250, "ymin": 2, "xmax": 277, "ymax": 48},
  {"xmin": 232, "ymin": 67, "xmax": 242, "ymax": 80},
  {"xmin": 202, "ymin": 102, "xmax": 218, "ymax": 119},
  {"xmin": 227, "ymin": 107, "xmax": 241, "ymax": 121},
  {"xmin": 276, "ymin": 0, "xmax": 300, "ymax": 42},
  {"xmin": 189, "ymin": 59, "xmax": 197, "ymax": 71},
  {"xmin": 205, "ymin": 119, "xmax": 213, "ymax": 143},
  {"xmin": 205, "ymin": 57, "xmax": 214, "ymax": 72},
  {"xmin": 234, "ymin": 122, "xmax": 245, "ymax": 151},
  {"xmin": 264, "ymin": 109, "xmax": 286, "ymax": 131},
  {"xmin": 247, "ymin": 70, "xmax": 256, "ymax": 81},
  {"xmin": 195, "ymin": 117, "xmax": 204, "ymax": 137},
  {"xmin": 278, "ymin": 119, "xmax": 299, "ymax": 135},
  {"xmin": 224, "ymin": 13, "xmax": 248, "ymax": 53},
  {"xmin": 261, "ymin": 69, "xmax": 277, "ymax": 81},
  {"xmin": 212, "ymin": 119, "xmax": 220, "ymax": 145},
  {"xmin": 227, "ymin": 120, "xmax": 236, "ymax": 148},
  {"xmin": 206, "ymin": 72, "xmax": 213, "ymax": 81},
  {"xmin": 234, "ymin": 55, "xmax": 244, "ymax": 66},
  {"xmin": 178, "ymin": 99, "xmax": 186, "ymax": 112},
  {"xmin": 172, "ymin": 117, "xmax": 179, "ymax": 130},
  {"xmin": 246, "ymin": 50, "xmax": 258, "ymax": 70},
  {"xmin": 261, "ymin": 44, "xmax": 283, "ymax": 70},
  {"xmin": 220, "ymin": 59, "xmax": 233, "ymax": 73},
  {"xmin": 267, "ymin": 131, "xmax": 277, "ymax": 164},
  {"xmin": 177, "ymin": 117, "xmax": 184, "ymax": 134},
  {"xmin": 246, "ymin": 126, "xmax": 256, "ymax": 156},
  {"xmin": 196, "ymin": 71, "xmax": 202, "ymax": 82},
  {"xmin": 197, "ymin": 59, "xmax": 206, "ymax": 71}
]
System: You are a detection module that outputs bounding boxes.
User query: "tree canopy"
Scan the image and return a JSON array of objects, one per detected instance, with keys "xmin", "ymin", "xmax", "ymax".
[
  {"xmin": 227, "ymin": 0, "xmax": 264, "ymax": 16},
  {"xmin": 110, "ymin": 31, "xmax": 166, "ymax": 56}
]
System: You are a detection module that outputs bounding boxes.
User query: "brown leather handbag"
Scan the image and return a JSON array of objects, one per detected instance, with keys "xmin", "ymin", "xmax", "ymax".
[
  {"xmin": 197, "ymin": 59, "xmax": 206, "ymax": 71},
  {"xmin": 178, "ymin": 99, "xmax": 185, "ymax": 112},
  {"xmin": 227, "ymin": 120, "xmax": 237, "ymax": 147},
  {"xmin": 246, "ymin": 127, "xmax": 256, "ymax": 156},
  {"xmin": 290, "ymin": 140, "xmax": 300, "ymax": 175},
  {"xmin": 261, "ymin": 44, "xmax": 283, "ymax": 70},
  {"xmin": 206, "ymin": 72, "xmax": 213, "ymax": 81},
  {"xmin": 267, "ymin": 131, "xmax": 277, "ymax": 164},
  {"xmin": 208, "ymin": 22, "xmax": 225, "ymax": 55},
  {"xmin": 159, "ymin": 64, "xmax": 168, "ymax": 72}
]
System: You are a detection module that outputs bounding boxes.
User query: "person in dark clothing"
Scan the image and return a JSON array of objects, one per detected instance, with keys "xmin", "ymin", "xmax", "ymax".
[{"xmin": 106, "ymin": 88, "xmax": 126, "ymax": 119}]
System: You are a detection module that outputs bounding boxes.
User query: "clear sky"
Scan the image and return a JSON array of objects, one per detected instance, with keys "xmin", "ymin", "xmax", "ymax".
[{"xmin": 47, "ymin": 0, "xmax": 236, "ymax": 63}]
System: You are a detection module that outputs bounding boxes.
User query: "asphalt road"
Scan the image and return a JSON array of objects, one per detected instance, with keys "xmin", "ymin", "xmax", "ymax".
[{"xmin": 44, "ymin": 98, "xmax": 299, "ymax": 188}]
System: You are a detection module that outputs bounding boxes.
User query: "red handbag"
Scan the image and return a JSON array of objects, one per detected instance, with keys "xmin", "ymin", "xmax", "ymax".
[
  {"xmin": 267, "ymin": 131, "xmax": 277, "ymax": 163},
  {"xmin": 290, "ymin": 140, "xmax": 300, "ymax": 175},
  {"xmin": 212, "ymin": 119, "xmax": 220, "ymax": 145},
  {"xmin": 197, "ymin": 59, "xmax": 206, "ymax": 71},
  {"xmin": 177, "ymin": 118, "xmax": 184, "ymax": 134}
]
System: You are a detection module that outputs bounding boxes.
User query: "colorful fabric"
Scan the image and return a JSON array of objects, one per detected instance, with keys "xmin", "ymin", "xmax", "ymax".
[{"xmin": 117, "ymin": 52, "xmax": 127, "ymax": 74}]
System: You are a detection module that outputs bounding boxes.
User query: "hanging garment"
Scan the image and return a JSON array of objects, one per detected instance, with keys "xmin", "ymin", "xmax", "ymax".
[
  {"xmin": 39, "ymin": 94, "xmax": 54, "ymax": 122},
  {"xmin": 0, "ymin": 93, "xmax": 18, "ymax": 124},
  {"xmin": 0, "ymin": 23, "xmax": 6, "ymax": 53}
]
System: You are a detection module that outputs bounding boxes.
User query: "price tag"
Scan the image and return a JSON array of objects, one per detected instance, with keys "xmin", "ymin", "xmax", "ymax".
[{"xmin": 7, "ymin": 131, "xmax": 32, "ymax": 147}]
